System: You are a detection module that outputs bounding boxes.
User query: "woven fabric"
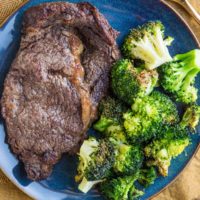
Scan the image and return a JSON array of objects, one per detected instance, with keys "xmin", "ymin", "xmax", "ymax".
[
  {"xmin": 0, "ymin": 0, "xmax": 28, "ymax": 27},
  {"xmin": 0, "ymin": 0, "xmax": 199, "ymax": 200}
]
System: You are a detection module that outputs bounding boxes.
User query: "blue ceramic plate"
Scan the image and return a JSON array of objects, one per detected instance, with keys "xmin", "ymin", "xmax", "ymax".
[{"xmin": 0, "ymin": 0, "xmax": 200, "ymax": 200}]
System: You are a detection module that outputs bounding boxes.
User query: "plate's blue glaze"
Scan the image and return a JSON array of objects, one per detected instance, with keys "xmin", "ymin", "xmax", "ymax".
[{"xmin": 0, "ymin": 0, "xmax": 199, "ymax": 200}]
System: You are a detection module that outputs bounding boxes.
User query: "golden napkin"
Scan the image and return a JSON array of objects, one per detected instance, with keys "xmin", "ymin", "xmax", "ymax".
[
  {"xmin": 0, "ymin": 0, "xmax": 28, "ymax": 27},
  {"xmin": 0, "ymin": 0, "xmax": 199, "ymax": 200}
]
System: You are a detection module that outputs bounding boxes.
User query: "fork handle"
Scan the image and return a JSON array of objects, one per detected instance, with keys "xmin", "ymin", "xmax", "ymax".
[{"xmin": 181, "ymin": 0, "xmax": 200, "ymax": 25}]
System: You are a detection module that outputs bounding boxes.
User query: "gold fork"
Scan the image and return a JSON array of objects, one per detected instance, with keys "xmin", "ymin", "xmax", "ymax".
[{"xmin": 166, "ymin": 0, "xmax": 200, "ymax": 25}]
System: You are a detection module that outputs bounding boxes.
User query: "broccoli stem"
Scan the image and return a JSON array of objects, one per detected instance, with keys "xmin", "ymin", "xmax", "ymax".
[
  {"xmin": 172, "ymin": 67, "xmax": 192, "ymax": 91},
  {"xmin": 153, "ymin": 28, "xmax": 171, "ymax": 59},
  {"xmin": 174, "ymin": 50, "xmax": 200, "ymax": 71},
  {"xmin": 170, "ymin": 50, "xmax": 200, "ymax": 92},
  {"xmin": 181, "ymin": 68, "xmax": 199, "ymax": 91},
  {"xmin": 132, "ymin": 38, "xmax": 160, "ymax": 64}
]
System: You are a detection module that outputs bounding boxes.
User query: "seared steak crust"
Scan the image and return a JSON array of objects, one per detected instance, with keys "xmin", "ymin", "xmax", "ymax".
[{"xmin": 1, "ymin": 2, "xmax": 120, "ymax": 180}]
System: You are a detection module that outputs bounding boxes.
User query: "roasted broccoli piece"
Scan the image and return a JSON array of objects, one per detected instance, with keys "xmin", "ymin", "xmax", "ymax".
[
  {"xmin": 93, "ymin": 96, "xmax": 127, "ymax": 133},
  {"xmin": 106, "ymin": 126, "xmax": 128, "ymax": 144},
  {"xmin": 132, "ymin": 91, "xmax": 179, "ymax": 124},
  {"xmin": 124, "ymin": 91, "xmax": 179, "ymax": 143},
  {"xmin": 111, "ymin": 59, "xmax": 158, "ymax": 105},
  {"xmin": 138, "ymin": 167, "xmax": 157, "ymax": 187},
  {"xmin": 144, "ymin": 125, "xmax": 190, "ymax": 176},
  {"xmin": 144, "ymin": 105, "xmax": 199, "ymax": 176},
  {"xmin": 159, "ymin": 49, "xmax": 200, "ymax": 103},
  {"xmin": 75, "ymin": 138, "xmax": 115, "ymax": 193},
  {"xmin": 180, "ymin": 104, "xmax": 200, "ymax": 131},
  {"xmin": 123, "ymin": 111, "xmax": 160, "ymax": 143},
  {"xmin": 123, "ymin": 21, "xmax": 173, "ymax": 70},
  {"xmin": 113, "ymin": 144, "xmax": 144, "ymax": 175},
  {"xmin": 93, "ymin": 96, "xmax": 127, "ymax": 142},
  {"xmin": 100, "ymin": 174, "xmax": 144, "ymax": 200}
]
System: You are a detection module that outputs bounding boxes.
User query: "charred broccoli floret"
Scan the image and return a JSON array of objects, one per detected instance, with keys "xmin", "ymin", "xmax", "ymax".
[
  {"xmin": 138, "ymin": 167, "xmax": 157, "ymax": 187},
  {"xmin": 144, "ymin": 125, "xmax": 190, "ymax": 176},
  {"xmin": 180, "ymin": 104, "xmax": 200, "ymax": 131},
  {"xmin": 100, "ymin": 174, "xmax": 144, "ymax": 200},
  {"xmin": 144, "ymin": 105, "xmax": 200, "ymax": 176},
  {"xmin": 93, "ymin": 96, "xmax": 127, "ymax": 133},
  {"xmin": 159, "ymin": 49, "xmax": 200, "ymax": 103},
  {"xmin": 124, "ymin": 91, "xmax": 179, "ymax": 143},
  {"xmin": 111, "ymin": 59, "xmax": 158, "ymax": 105},
  {"xmin": 93, "ymin": 96, "xmax": 127, "ymax": 142},
  {"xmin": 76, "ymin": 138, "xmax": 115, "ymax": 193},
  {"xmin": 113, "ymin": 144, "xmax": 144, "ymax": 175},
  {"xmin": 123, "ymin": 21, "xmax": 173, "ymax": 70}
]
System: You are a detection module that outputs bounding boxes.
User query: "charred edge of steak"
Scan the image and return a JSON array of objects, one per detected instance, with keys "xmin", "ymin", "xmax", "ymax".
[{"xmin": 23, "ymin": 2, "xmax": 119, "ymax": 45}]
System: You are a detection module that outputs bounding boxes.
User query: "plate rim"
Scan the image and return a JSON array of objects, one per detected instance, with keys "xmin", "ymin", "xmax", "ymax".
[{"xmin": 0, "ymin": 1, "xmax": 199, "ymax": 200}]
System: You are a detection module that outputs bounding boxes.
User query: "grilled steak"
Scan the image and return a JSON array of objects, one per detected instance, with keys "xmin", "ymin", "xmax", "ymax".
[{"xmin": 1, "ymin": 2, "xmax": 120, "ymax": 180}]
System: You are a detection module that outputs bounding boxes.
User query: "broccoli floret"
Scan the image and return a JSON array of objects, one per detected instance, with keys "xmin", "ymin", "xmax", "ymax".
[
  {"xmin": 113, "ymin": 144, "xmax": 144, "ymax": 175},
  {"xmin": 100, "ymin": 175, "xmax": 144, "ymax": 200},
  {"xmin": 153, "ymin": 91, "xmax": 179, "ymax": 124},
  {"xmin": 93, "ymin": 96, "xmax": 128, "ymax": 142},
  {"xmin": 180, "ymin": 104, "xmax": 200, "ymax": 131},
  {"xmin": 76, "ymin": 138, "xmax": 115, "ymax": 193},
  {"xmin": 124, "ymin": 91, "xmax": 179, "ymax": 143},
  {"xmin": 144, "ymin": 125, "xmax": 190, "ymax": 176},
  {"xmin": 111, "ymin": 59, "xmax": 158, "ymax": 105},
  {"xmin": 106, "ymin": 126, "xmax": 128, "ymax": 144},
  {"xmin": 138, "ymin": 167, "xmax": 157, "ymax": 187},
  {"xmin": 132, "ymin": 91, "xmax": 179, "ymax": 124},
  {"xmin": 123, "ymin": 21, "xmax": 173, "ymax": 70},
  {"xmin": 159, "ymin": 49, "xmax": 200, "ymax": 103},
  {"xmin": 93, "ymin": 96, "xmax": 127, "ymax": 132},
  {"xmin": 124, "ymin": 111, "xmax": 161, "ymax": 143}
]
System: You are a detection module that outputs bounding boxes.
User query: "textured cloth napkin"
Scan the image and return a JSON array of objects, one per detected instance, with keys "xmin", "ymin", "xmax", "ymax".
[
  {"xmin": 0, "ymin": 0, "xmax": 199, "ymax": 200},
  {"xmin": 0, "ymin": 0, "xmax": 28, "ymax": 27}
]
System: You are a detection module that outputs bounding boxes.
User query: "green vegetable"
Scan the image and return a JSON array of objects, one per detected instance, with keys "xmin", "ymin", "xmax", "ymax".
[
  {"xmin": 132, "ymin": 91, "xmax": 179, "ymax": 124},
  {"xmin": 123, "ymin": 110, "xmax": 160, "ymax": 143},
  {"xmin": 180, "ymin": 104, "xmax": 200, "ymax": 131},
  {"xmin": 159, "ymin": 49, "xmax": 200, "ymax": 103},
  {"xmin": 100, "ymin": 174, "xmax": 144, "ymax": 200},
  {"xmin": 93, "ymin": 96, "xmax": 128, "ymax": 143},
  {"xmin": 123, "ymin": 21, "xmax": 173, "ymax": 70},
  {"xmin": 138, "ymin": 167, "xmax": 157, "ymax": 187},
  {"xmin": 143, "ymin": 103, "xmax": 200, "ymax": 176},
  {"xmin": 124, "ymin": 91, "xmax": 179, "ymax": 143},
  {"xmin": 113, "ymin": 144, "xmax": 144, "ymax": 175},
  {"xmin": 76, "ymin": 21, "xmax": 200, "ymax": 199},
  {"xmin": 106, "ymin": 125, "xmax": 127, "ymax": 143},
  {"xmin": 76, "ymin": 138, "xmax": 115, "ymax": 193},
  {"xmin": 111, "ymin": 59, "xmax": 158, "ymax": 105},
  {"xmin": 144, "ymin": 125, "xmax": 190, "ymax": 176},
  {"xmin": 93, "ymin": 96, "xmax": 127, "ymax": 133}
]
